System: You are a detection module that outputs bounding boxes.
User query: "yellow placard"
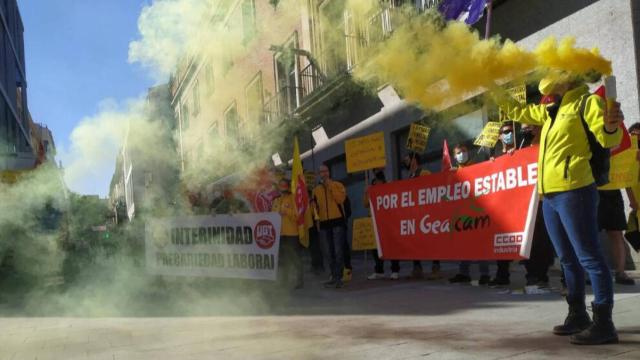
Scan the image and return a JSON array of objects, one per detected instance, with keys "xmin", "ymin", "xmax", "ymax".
[
  {"xmin": 599, "ymin": 135, "xmax": 639, "ymax": 190},
  {"xmin": 500, "ymin": 83, "xmax": 527, "ymax": 121},
  {"xmin": 352, "ymin": 217, "xmax": 377, "ymax": 251},
  {"xmin": 406, "ymin": 123, "xmax": 431, "ymax": 153},
  {"xmin": 345, "ymin": 132, "xmax": 386, "ymax": 173},
  {"xmin": 473, "ymin": 122, "xmax": 502, "ymax": 148},
  {"xmin": 303, "ymin": 171, "xmax": 316, "ymax": 188}
]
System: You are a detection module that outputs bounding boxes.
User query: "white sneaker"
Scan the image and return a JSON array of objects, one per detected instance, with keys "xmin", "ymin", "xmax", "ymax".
[
  {"xmin": 368, "ymin": 273, "xmax": 385, "ymax": 280},
  {"xmin": 390, "ymin": 272, "xmax": 399, "ymax": 280}
]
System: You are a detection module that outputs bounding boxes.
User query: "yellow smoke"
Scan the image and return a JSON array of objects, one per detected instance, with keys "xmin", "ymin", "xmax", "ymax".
[{"xmin": 354, "ymin": 9, "xmax": 612, "ymax": 110}]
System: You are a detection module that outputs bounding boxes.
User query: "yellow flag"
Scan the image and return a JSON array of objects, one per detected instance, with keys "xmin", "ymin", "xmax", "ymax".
[{"xmin": 291, "ymin": 137, "xmax": 309, "ymax": 248}]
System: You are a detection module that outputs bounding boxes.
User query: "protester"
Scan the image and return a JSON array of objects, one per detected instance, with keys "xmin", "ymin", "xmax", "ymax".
[
  {"xmin": 272, "ymin": 178, "xmax": 303, "ymax": 289},
  {"xmin": 503, "ymin": 75, "xmax": 624, "ymax": 345},
  {"xmin": 304, "ymin": 174, "xmax": 324, "ymax": 275},
  {"xmin": 214, "ymin": 185, "xmax": 249, "ymax": 214},
  {"xmin": 365, "ymin": 168, "xmax": 400, "ymax": 280},
  {"xmin": 488, "ymin": 122, "xmax": 517, "ymax": 287},
  {"xmin": 598, "ymin": 189, "xmax": 635, "ymax": 285},
  {"xmin": 518, "ymin": 123, "xmax": 555, "ymax": 289},
  {"xmin": 402, "ymin": 153, "xmax": 441, "ymax": 280},
  {"xmin": 448, "ymin": 144, "xmax": 490, "ymax": 285},
  {"xmin": 313, "ymin": 164, "xmax": 347, "ymax": 288}
]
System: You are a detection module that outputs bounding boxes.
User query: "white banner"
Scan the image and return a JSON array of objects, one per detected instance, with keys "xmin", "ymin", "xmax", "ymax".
[{"xmin": 145, "ymin": 213, "xmax": 281, "ymax": 280}]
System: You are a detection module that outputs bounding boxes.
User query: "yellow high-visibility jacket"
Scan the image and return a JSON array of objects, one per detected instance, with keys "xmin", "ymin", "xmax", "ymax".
[
  {"xmin": 505, "ymin": 85, "xmax": 622, "ymax": 194},
  {"xmin": 271, "ymin": 193, "xmax": 298, "ymax": 237},
  {"xmin": 313, "ymin": 180, "xmax": 346, "ymax": 223}
]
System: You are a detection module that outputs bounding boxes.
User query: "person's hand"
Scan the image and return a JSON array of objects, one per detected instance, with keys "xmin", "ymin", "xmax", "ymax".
[
  {"xmin": 631, "ymin": 198, "xmax": 639, "ymax": 211},
  {"xmin": 449, "ymin": 167, "xmax": 458, "ymax": 172},
  {"xmin": 605, "ymin": 101, "xmax": 623, "ymax": 133},
  {"xmin": 490, "ymin": 157, "xmax": 496, "ymax": 162},
  {"xmin": 507, "ymin": 148, "xmax": 516, "ymax": 156}
]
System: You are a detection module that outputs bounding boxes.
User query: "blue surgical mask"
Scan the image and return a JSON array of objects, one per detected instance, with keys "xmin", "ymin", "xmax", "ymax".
[
  {"xmin": 455, "ymin": 152, "xmax": 469, "ymax": 165},
  {"xmin": 502, "ymin": 131, "xmax": 514, "ymax": 145}
]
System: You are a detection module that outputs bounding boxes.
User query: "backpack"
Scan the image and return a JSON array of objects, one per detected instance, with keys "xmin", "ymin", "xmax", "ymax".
[
  {"xmin": 578, "ymin": 95, "xmax": 611, "ymax": 187},
  {"xmin": 339, "ymin": 196, "xmax": 352, "ymax": 220}
]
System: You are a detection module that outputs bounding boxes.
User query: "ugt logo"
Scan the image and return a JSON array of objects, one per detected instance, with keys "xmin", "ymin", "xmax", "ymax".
[{"xmin": 254, "ymin": 220, "xmax": 276, "ymax": 249}]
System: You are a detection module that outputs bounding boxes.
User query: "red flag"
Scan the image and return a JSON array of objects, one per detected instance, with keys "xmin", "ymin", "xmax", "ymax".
[
  {"xmin": 442, "ymin": 139, "xmax": 452, "ymax": 171},
  {"xmin": 295, "ymin": 175, "xmax": 308, "ymax": 226}
]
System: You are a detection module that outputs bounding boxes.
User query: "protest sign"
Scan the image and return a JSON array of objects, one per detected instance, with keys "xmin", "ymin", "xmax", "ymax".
[
  {"xmin": 599, "ymin": 134, "xmax": 638, "ymax": 190},
  {"xmin": 406, "ymin": 123, "xmax": 431, "ymax": 153},
  {"xmin": 500, "ymin": 84, "xmax": 527, "ymax": 121},
  {"xmin": 473, "ymin": 122, "xmax": 502, "ymax": 148},
  {"xmin": 369, "ymin": 146, "xmax": 539, "ymax": 260},
  {"xmin": 345, "ymin": 132, "xmax": 386, "ymax": 173},
  {"xmin": 145, "ymin": 213, "xmax": 281, "ymax": 280},
  {"xmin": 352, "ymin": 217, "xmax": 377, "ymax": 251}
]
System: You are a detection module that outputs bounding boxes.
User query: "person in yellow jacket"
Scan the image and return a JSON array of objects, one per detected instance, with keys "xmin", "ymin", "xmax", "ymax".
[
  {"xmin": 312, "ymin": 164, "xmax": 347, "ymax": 288},
  {"xmin": 503, "ymin": 76, "xmax": 624, "ymax": 345},
  {"xmin": 272, "ymin": 179, "xmax": 303, "ymax": 289}
]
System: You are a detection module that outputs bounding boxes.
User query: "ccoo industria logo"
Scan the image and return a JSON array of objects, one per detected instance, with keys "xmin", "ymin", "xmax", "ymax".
[
  {"xmin": 254, "ymin": 220, "xmax": 276, "ymax": 249},
  {"xmin": 151, "ymin": 225, "xmax": 171, "ymax": 249}
]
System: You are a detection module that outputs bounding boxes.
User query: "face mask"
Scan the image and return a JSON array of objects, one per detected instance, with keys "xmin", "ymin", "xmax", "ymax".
[
  {"xmin": 502, "ymin": 131, "xmax": 514, "ymax": 145},
  {"xmin": 455, "ymin": 152, "xmax": 468, "ymax": 165}
]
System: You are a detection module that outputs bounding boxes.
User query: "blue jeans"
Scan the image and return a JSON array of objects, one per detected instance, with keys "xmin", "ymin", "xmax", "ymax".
[
  {"xmin": 542, "ymin": 184, "xmax": 613, "ymax": 305},
  {"xmin": 459, "ymin": 261, "xmax": 489, "ymax": 276},
  {"xmin": 319, "ymin": 226, "xmax": 346, "ymax": 281}
]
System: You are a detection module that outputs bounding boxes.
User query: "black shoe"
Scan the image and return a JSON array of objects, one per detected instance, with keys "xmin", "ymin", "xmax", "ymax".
[
  {"xmin": 570, "ymin": 302, "xmax": 618, "ymax": 345},
  {"xmin": 553, "ymin": 298, "xmax": 592, "ymax": 336},
  {"xmin": 335, "ymin": 280, "xmax": 344, "ymax": 289},
  {"xmin": 478, "ymin": 275, "xmax": 491, "ymax": 285},
  {"xmin": 615, "ymin": 272, "xmax": 635, "ymax": 286},
  {"xmin": 449, "ymin": 274, "xmax": 471, "ymax": 284},
  {"xmin": 488, "ymin": 277, "xmax": 510, "ymax": 287}
]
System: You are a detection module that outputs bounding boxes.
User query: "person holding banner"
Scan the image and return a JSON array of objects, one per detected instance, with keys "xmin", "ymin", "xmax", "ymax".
[
  {"xmin": 313, "ymin": 164, "xmax": 348, "ymax": 289},
  {"xmin": 272, "ymin": 179, "xmax": 304, "ymax": 289},
  {"xmin": 597, "ymin": 189, "xmax": 635, "ymax": 286},
  {"xmin": 448, "ymin": 144, "xmax": 491, "ymax": 285},
  {"xmin": 518, "ymin": 124, "xmax": 555, "ymax": 289},
  {"xmin": 365, "ymin": 169, "xmax": 401, "ymax": 280},
  {"xmin": 487, "ymin": 122, "xmax": 518, "ymax": 287},
  {"xmin": 401, "ymin": 153, "xmax": 441, "ymax": 280},
  {"xmin": 502, "ymin": 75, "xmax": 624, "ymax": 345}
]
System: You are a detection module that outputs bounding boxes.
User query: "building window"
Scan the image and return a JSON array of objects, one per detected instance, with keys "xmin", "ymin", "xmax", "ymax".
[
  {"xmin": 246, "ymin": 72, "xmax": 264, "ymax": 126},
  {"xmin": 224, "ymin": 102, "xmax": 239, "ymax": 141},
  {"xmin": 192, "ymin": 80, "xmax": 200, "ymax": 116},
  {"xmin": 242, "ymin": 0, "xmax": 257, "ymax": 44},
  {"xmin": 274, "ymin": 33, "xmax": 300, "ymax": 114},
  {"xmin": 317, "ymin": 0, "xmax": 347, "ymax": 77}
]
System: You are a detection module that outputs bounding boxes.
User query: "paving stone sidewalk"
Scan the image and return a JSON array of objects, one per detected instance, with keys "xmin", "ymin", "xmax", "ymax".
[{"xmin": 1, "ymin": 263, "xmax": 639, "ymax": 359}]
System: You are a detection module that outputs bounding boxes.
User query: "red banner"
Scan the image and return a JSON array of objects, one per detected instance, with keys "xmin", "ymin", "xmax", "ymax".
[{"xmin": 369, "ymin": 146, "xmax": 540, "ymax": 260}]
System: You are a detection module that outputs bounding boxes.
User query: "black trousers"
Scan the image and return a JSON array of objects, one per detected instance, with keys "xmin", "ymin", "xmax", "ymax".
[
  {"xmin": 308, "ymin": 227, "xmax": 324, "ymax": 271},
  {"xmin": 524, "ymin": 205, "xmax": 555, "ymax": 283},
  {"xmin": 373, "ymin": 251, "xmax": 400, "ymax": 273},
  {"xmin": 496, "ymin": 260, "xmax": 511, "ymax": 280},
  {"xmin": 343, "ymin": 225, "xmax": 352, "ymax": 270}
]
